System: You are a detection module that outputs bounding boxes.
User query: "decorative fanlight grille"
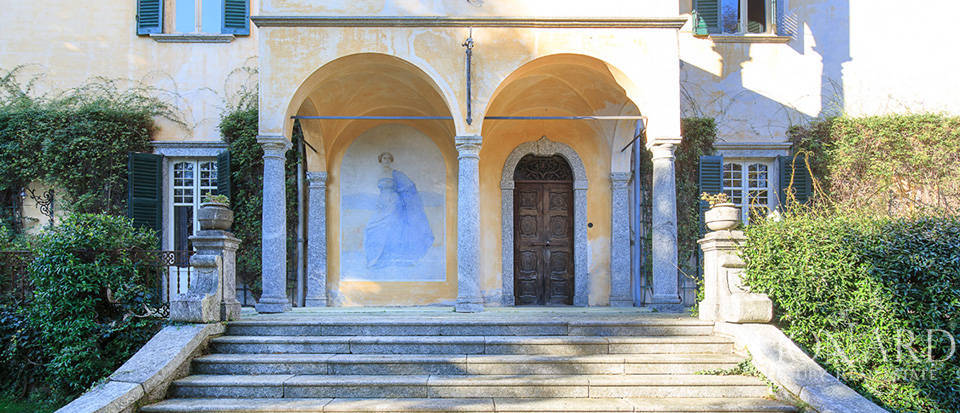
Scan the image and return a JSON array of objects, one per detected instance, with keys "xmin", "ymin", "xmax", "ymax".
[{"xmin": 514, "ymin": 154, "xmax": 573, "ymax": 181}]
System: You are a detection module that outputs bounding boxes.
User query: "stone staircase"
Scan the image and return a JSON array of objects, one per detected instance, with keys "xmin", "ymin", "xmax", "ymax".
[{"xmin": 141, "ymin": 310, "xmax": 797, "ymax": 412}]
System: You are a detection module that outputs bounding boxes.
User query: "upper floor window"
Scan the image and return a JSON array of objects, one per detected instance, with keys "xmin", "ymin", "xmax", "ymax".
[
  {"xmin": 176, "ymin": 0, "xmax": 223, "ymax": 34},
  {"xmin": 694, "ymin": 0, "xmax": 777, "ymax": 35},
  {"xmin": 136, "ymin": 0, "xmax": 249, "ymax": 36}
]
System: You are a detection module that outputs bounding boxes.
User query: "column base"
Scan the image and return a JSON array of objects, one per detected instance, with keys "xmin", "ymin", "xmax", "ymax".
[
  {"xmin": 221, "ymin": 302, "xmax": 242, "ymax": 321},
  {"xmin": 609, "ymin": 296, "xmax": 634, "ymax": 307},
  {"xmin": 304, "ymin": 298, "xmax": 328, "ymax": 307},
  {"xmin": 650, "ymin": 294, "xmax": 684, "ymax": 312},
  {"xmin": 573, "ymin": 296, "xmax": 589, "ymax": 307},
  {"xmin": 455, "ymin": 300, "xmax": 484, "ymax": 313},
  {"xmin": 255, "ymin": 297, "xmax": 291, "ymax": 313}
]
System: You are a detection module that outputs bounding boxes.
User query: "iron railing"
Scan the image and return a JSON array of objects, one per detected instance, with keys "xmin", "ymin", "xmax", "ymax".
[{"xmin": 0, "ymin": 250, "xmax": 198, "ymax": 317}]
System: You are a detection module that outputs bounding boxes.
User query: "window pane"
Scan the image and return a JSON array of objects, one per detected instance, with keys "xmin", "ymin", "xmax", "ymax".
[
  {"xmin": 201, "ymin": 0, "xmax": 223, "ymax": 33},
  {"xmin": 173, "ymin": 162, "xmax": 195, "ymax": 204},
  {"xmin": 199, "ymin": 161, "xmax": 218, "ymax": 198},
  {"xmin": 723, "ymin": 163, "xmax": 743, "ymax": 189},
  {"xmin": 748, "ymin": 163, "xmax": 768, "ymax": 189},
  {"xmin": 747, "ymin": 0, "xmax": 767, "ymax": 33},
  {"xmin": 176, "ymin": 0, "xmax": 197, "ymax": 33},
  {"xmin": 720, "ymin": 0, "xmax": 740, "ymax": 33},
  {"xmin": 174, "ymin": 205, "xmax": 194, "ymax": 265}
]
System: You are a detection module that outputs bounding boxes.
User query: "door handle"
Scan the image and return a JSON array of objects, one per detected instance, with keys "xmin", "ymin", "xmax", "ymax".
[{"xmin": 530, "ymin": 241, "xmax": 551, "ymax": 246}]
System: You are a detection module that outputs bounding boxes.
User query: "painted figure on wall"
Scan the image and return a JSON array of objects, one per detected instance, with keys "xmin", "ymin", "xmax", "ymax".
[
  {"xmin": 340, "ymin": 123, "xmax": 445, "ymax": 282},
  {"xmin": 363, "ymin": 152, "xmax": 434, "ymax": 268}
]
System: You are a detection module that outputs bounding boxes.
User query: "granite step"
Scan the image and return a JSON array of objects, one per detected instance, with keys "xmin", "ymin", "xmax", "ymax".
[
  {"xmin": 209, "ymin": 336, "xmax": 735, "ymax": 355},
  {"xmin": 141, "ymin": 397, "xmax": 797, "ymax": 412},
  {"xmin": 225, "ymin": 319, "xmax": 715, "ymax": 337},
  {"xmin": 192, "ymin": 353, "xmax": 744, "ymax": 375},
  {"xmin": 168, "ymin": 374, "xmax": 772, "ymax": 399}
]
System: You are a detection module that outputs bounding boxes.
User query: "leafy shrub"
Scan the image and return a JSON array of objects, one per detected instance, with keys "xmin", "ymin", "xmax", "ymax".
[
  {"xmin": 25, "ymin": 214, "xmax": 162, "ymax": 397},
  {"xmin": 742, "ymin": 212, "xmax": 960, "ymax": 412},
  {"xmin": 219, "ymin": 105, "xmax": 302, "ymax": 295},
  {"xmin": 0, "ymin": 305, "xmax": 44, "ymax": 398},
  {"xmin": 789, "ymin": 114, "xmax": 960, "ymax": 215}
]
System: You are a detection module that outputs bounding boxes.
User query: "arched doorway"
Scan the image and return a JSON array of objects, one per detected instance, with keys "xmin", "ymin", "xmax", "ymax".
[
  {"xmin": 513, "ymin": 154, "xmax": 575, "ymax": 305},
  {"xmin": 500, "ymin": 137, "xmax": 589, "ymax": 306}
]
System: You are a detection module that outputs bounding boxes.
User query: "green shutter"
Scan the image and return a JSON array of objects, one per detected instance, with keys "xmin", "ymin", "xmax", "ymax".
[
  {"xmin": 127, "ymin": 152, "xmax": 163, "ymax": 237},
  {"xmin": 136, "ymin": 0, "xmax": 163, "ymax": 35},
  {"xmin": 693, "ymin": 0, "xmax": 719, "ymax": 35},
  {"xmin": 778, "ymin": 155, "xmax": 813, "ymax": 208},
  {"xmin": 698, "ymin": 155, "xmax": 724, "ymax": 235},
  {"xmin": 217, "ymin": 150, "xmax": 231, "ymax": 202},
  {"xmin": 222, "ymin": 0, "xmax": 249, "ymax": 35}
]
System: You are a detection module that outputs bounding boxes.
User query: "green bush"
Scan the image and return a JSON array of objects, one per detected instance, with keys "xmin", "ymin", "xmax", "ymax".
[
  {"xmin": 219, "ymin": 106, "xmax": 302, "ymax": 295},
  {"xmin": 742, "ymin": 212, "xmax": 960, "ymax": 412},
  {"xmin": 25, "ymin": 214, "xmax": 162, "ymax": 398}
]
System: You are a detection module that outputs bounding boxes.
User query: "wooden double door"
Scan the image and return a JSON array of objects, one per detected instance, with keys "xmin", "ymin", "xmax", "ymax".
[{"xmin": 514, "ymin": 179, "xmax": 575, "ymax": 306}]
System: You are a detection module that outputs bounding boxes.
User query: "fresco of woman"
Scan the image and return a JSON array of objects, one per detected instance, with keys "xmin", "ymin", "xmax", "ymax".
[{"xmin": 363, "ymin": 152, "xmax": 435, "ymax": 269}]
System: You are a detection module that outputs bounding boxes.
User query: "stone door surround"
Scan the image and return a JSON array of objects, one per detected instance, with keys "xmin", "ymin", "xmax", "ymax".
[{"xmin": 501, "ymin": 137, "xmax": 589, "ymax": 306}]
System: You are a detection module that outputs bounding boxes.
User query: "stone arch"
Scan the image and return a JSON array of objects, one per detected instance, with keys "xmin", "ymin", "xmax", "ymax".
[
  {"xmin": 500, "ymin": 137, "xmax": 589, "ymax": 306},
  {"xmin": 280, "ymin": 52, "xmax": 458, "ymax": 147}
]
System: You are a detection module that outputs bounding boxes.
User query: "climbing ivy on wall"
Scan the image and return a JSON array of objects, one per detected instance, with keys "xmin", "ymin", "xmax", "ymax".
[
  {"xmin": 219, "ymin": 103, "xmax": 302, "ymax": 296},
  {"xmin": 676, "ymin": 118, "xmax": 717, "ymax": 275},
  {"xmin": 0, "ymin": 67, "xmax": 174, "ymax": 231},
  {"xmin": 788, "ymin": 113, "xmax": 960, "ymax": 216}
]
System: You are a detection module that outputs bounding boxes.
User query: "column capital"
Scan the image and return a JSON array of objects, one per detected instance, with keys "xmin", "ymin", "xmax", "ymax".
[
  {"xmin": 646, "ymin": 135, "xmax": 683, "ymax": 150},
  {"xmin": 257, "ymin": 135, "xmax": 292, "ymax": 155},
  {"xmin": 610, "ymin": 172, "xmax": 631, "ymax": 187},
  {"xmin": 650, "ymin": 143, "xmax": 677, "ymax": 161},
  {"xmin": 306, "ymin": 171, "xmax": 328, "ymax": 188},
  {"xmin": 455, "ymin": 135, "xmax": 483, "ymax": 158}
]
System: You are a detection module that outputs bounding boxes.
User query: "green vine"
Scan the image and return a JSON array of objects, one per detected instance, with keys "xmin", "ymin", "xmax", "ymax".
[{"xmin": 0, "ymin": 67, "xmax": 178, "ymax": 232}]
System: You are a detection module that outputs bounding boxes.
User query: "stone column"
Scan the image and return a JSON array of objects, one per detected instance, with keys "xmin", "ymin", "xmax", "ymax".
[
  {"xmin": 650, "ymin": 144, "xmax": 682, "ymax": 310},
  {"xmin": 609, "ymin": 172, "xmax": 633, "ymax": 307},
  {"xmin": 455, "ymin": 135, "xmax": 483, "ymax": 313},
  {"xmin": 304, "ymin": 171, "xmax": 328, "ymax": 307},
  {"xmin": 255, "ymin": 135, "xmax": 292, "ymax": 313}
]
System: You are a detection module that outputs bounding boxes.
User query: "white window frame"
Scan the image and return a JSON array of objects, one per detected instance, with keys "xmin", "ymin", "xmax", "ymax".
[
  {"xmin": 722, "ymin": 159, "xmax": 775, "ymax": 224},
  {"xmin": 167, "ymin": 158, "xmax": 218, "ymax": 254},
  {"xmin": 718, "ymin": 0, "xmax": 775, "ymax": 35},
  {"xmin": 173, "ymin": 0, "xmax": 223, "ymax": 34}
]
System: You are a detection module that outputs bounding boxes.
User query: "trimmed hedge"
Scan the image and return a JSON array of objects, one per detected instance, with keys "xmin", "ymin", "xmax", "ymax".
[{"xmin": 742, "ymin": 213, "xmax": 960, "ymax": 412}]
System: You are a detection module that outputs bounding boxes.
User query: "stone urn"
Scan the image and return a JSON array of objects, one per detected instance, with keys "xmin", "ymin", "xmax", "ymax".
[
  {"xmin": 704, "ymin": 203, "xmax": 740, "ymax": 231},
  {"xmin": 198, "ymin": 202, "xmax": 234, "ymax": 230}
]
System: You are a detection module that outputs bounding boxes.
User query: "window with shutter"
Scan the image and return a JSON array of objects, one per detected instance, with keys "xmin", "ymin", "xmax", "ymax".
[
  {"xmin": 136, "ymin": 0, "xmax": 163, "ymax": 35},
  {"xmin": 166, "ymin": 0, "xmax": 247, "ymax": 35},
  {"xmin": 127, "ymin": 152, "xmax": 163, "ymax": 239},
  {"xmin": 693, "ymin": 0, "xmax": 781, "ymax": 35}
]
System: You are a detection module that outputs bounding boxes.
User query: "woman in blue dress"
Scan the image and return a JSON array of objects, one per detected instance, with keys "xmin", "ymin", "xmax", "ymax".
[{"xmin": 363, "ymin": 152, "xmax": 434, "ymax": 269}]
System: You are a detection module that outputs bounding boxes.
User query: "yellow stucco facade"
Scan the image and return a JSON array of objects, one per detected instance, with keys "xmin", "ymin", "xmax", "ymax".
[{"xmin": 5, "ymin": 0, "xmax": 960, "ymax": 308}]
